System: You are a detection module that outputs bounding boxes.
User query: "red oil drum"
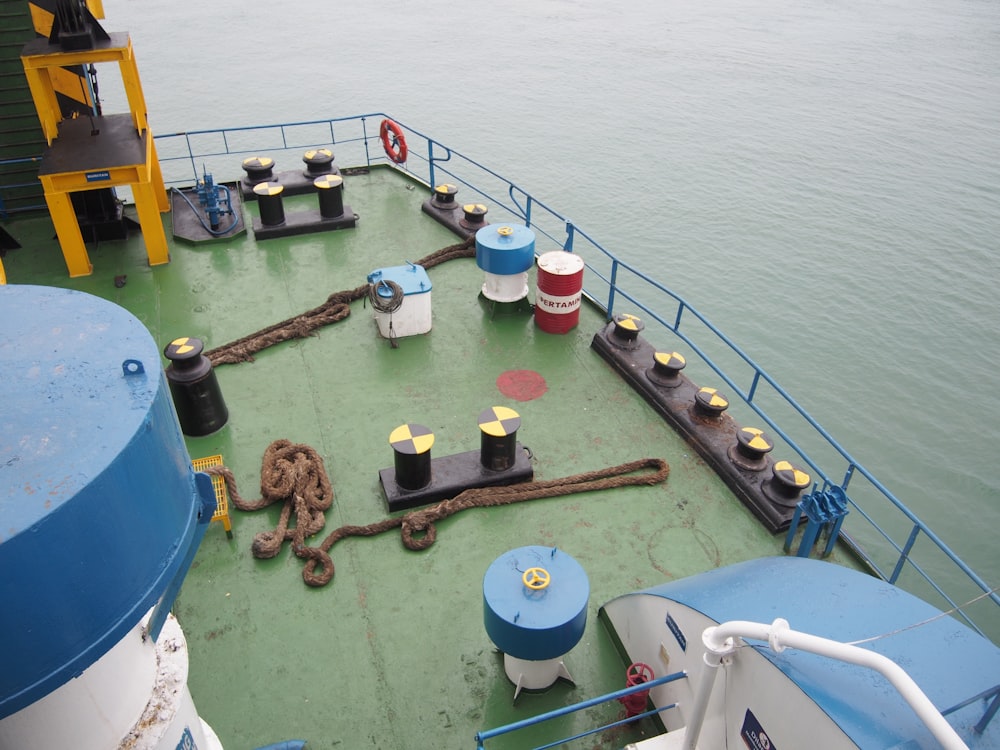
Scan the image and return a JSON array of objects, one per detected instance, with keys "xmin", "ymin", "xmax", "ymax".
[{"xmin": 534, "ymin": 251, "xmax": 585, "ymax": 334}]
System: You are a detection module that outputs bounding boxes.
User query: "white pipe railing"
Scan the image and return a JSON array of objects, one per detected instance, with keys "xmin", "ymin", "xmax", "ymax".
[{"xmin": 684, "ymin": 618, "xmax": 968, "ymax": 750}]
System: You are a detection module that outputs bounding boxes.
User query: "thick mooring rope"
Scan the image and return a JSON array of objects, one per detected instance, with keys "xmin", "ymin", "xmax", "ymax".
[
  {"xmin": 204, "ymin": 236, "xmax": 476, "ymax": 366},
  {"xmin": 205, "ymin": 442, "xmax": 669, "ymax": 588},
  {"xmin": 206, "ymin": 440, "xmax": 334, "ymax": 559}
]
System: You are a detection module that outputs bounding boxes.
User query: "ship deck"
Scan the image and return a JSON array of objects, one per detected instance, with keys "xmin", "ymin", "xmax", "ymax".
[{"xmin": 2, "ymin": 165, "xmax": 862, "ymax": 749}]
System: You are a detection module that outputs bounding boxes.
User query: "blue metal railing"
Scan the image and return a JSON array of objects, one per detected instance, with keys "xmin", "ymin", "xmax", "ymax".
[
  {"xmin": 474, "ymin": 671, "xmax": 686, "ymax": 750},
  {"xmin": 4, "ymin": 114, "xmax": 996, "ymax": 642}
]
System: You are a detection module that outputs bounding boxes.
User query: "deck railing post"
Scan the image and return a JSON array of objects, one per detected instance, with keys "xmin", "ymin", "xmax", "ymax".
[
  {"xmin": 564, "ymin": 220, "xmax": 576, "ymax": 252},
  {"xmin": 362, "ymin": 117, "xmax": 372, "ymax": 166},
  {"xmin": 427, "ymin": 140, "xmax": 437, "ymax": 189},
  {"xmin": 607, "ymin": 259, "xmax": 619, "ymax": 318},
  {"xmin": 890, "ymin": 525, "xmax": 922, "ymax": 584},
  {"xmin": 184, "ymin": 133, "xmax": 196, "ymax": 183}
]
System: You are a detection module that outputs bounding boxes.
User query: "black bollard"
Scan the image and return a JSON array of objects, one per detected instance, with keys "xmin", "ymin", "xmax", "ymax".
[
  {"xmin": 163, "ymin": 337, "xmax": 229, "ymax": 436},
  {"xmin": 253, "ymin": 182, "xmax": 285, "ymax": 226},
  {"xmin": 314, "ymin": 174, "xmax": 345, "ymax": 219}
]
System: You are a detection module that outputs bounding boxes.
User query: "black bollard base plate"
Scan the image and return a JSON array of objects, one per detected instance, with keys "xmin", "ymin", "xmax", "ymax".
[
  {"xmin": 591, "ymin": 322, "xmax": 803, "ymax": 533},
  {"xmin": 421, "ymin": 198, "xmax": 482, "ymax": 240},
  {"xmin": 252, "ymin": 205, "xmax": 356, "ymax": 240},
  {"xmin": 379, "ymin": 444, "xmax": 533, "ymax": 512}
]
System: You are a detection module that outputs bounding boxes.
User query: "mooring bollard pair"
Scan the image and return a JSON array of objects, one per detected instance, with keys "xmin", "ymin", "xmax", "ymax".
[{"xmin": 379, "ymin": 406, "xmax": 534, "ymax": 511}]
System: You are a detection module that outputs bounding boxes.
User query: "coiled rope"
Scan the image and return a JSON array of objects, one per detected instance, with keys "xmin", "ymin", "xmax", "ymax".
[
  {"xmin": 367, "ymin": 278, "xmax": 404, "ymax": 348},
  {"xmin": 205, "ymin": 235, "xmax": 476, "ymax": 366},
  {"xmin": 367, "ymin": 279, "xmax": 404, "ymax": 314},
  {"xmin": 205, "ymin": 441, "xmax": 669, "ymax": 588},
  {"xmin": 209, "ymin": 440, "xmax": 333, "ymax": 560}
]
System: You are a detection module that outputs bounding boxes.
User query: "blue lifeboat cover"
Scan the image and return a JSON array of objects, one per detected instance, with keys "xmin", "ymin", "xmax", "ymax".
[
  {"xmin": 475, "ymin": 224, "xmax": 536, "ymax": 275},
  {"xmin": 483, "ymin": 546, "xmax": 589, "ymax": 660},
  {"xmin": 0, "ymin": 286, "xmax": 205, "ymax": 718}
]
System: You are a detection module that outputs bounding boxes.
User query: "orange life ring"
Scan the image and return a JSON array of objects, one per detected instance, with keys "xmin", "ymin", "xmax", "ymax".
[{"xmin": 379, "ymin": 119, "xmax": 408, "ymax": 164}]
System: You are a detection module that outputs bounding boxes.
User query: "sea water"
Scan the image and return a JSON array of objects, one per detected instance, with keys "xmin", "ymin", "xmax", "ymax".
[{"xmin": 98, "ymin": 0, "xmax": 999, "ymax": 624}]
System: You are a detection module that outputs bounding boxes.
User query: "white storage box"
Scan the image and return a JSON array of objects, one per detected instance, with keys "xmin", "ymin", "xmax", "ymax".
[{"xmin": 367, "ymin": 263, "xmax": 433, "ymax": 338}]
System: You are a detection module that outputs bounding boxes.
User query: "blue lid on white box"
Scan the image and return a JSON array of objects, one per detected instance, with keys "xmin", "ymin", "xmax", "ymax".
[{"xmin": 367, "ymin": 263, "xmax": 432, "ymax": 296}]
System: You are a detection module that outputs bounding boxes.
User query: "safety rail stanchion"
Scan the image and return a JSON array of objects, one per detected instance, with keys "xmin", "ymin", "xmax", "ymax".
[
  {"xmin": 362, "ymin": 116, "xmax": 371, "ymax": 166},
  {"xmin": 563, "ymin": 221, "xmax": 576, "ymax": 252},
  {"xmin": 428, "ymin": 139, "xmax": 436, "ymax": 188},
  {"xmin": 890, "ymin": 526, "xmax": 922, "ymax": 584},
  {"xmin": 606, "ymin": 259, "xmax": 620, "ymax": 317}
]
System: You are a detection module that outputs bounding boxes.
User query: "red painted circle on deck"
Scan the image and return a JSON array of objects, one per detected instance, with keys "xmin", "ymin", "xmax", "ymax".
[{"xmin": 496, "ymin": 370, "xmax": 547, "ymax": 401}]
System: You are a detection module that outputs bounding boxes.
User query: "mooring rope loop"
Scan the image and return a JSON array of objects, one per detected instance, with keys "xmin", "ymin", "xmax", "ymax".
[
  {"xmin": 204, "ymin": 235, "xmax": 476, "ymax": 366},
  {"xmin": 205, "ymin": 443, "xmax": 669, "ymax": 588},
  {"xmin": 205, "ymin": 440, "xmax": 333, "ymax": 561}
]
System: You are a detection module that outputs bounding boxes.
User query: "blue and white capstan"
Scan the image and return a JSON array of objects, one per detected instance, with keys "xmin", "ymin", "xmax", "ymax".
[
  {"xmin": 483, "ymin": 545, "xmax": 589, "ymax": 697},
  {"xmin": 475, "ymin": 223, "xmax": 535, "ymax": 303}
]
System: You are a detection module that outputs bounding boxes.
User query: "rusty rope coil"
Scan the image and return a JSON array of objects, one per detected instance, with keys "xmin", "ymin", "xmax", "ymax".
[
  {"xmin": 204, "ymin": 235, "xmax": 476, "ymax": 366},
  {"xmin": 205, "ymin": 443, "xmax": 669, "ymax": 588}
]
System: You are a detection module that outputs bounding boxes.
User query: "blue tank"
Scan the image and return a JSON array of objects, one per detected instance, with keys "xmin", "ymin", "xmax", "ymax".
[
  {"xmin": 483, "ymin": 546, "xmax": 589, "ymax": 661},
  {"xmin": 0, "ymin": 286, "xmax": 214, "ymax": 718}
]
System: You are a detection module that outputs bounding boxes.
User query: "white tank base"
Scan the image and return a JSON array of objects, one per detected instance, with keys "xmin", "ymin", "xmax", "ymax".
[
  {"xmin": 123, "ymin": 612, "xmax": 221, "ymax": 750},
  {"xmin": 482, "ymin": 271, "xmax": 529, "ymax": 303},
  {"xmin": 0, "ymin": 611, "xmax": 222, "ymax": 750},
  {"xmin": 503, "ymin": 653, "xmax": 574, "ymax": 700}
]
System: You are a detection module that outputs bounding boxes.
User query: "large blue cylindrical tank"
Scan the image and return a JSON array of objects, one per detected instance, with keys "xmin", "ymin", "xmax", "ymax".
[
  {"xmin": 0, "ymin": 286, "xmax": 211, "ymax": 718},
  {"xmin": 475, "ymin": 224, "xmax": 536, "ymax": 275},
  {"xmin": 483, "ymin": 546, "xmax": 589, "ymax": 661}
]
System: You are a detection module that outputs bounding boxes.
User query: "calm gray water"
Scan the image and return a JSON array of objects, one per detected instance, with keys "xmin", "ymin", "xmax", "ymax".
[{"xmin": 102, "ymin": 0, "xmax": 999, "ymax": 604}]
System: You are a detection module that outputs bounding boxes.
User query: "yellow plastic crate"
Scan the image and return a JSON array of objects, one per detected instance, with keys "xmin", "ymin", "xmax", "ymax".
[{"xmin": 192, "ymin": 454, "xmax": 232, "ymax": 538}]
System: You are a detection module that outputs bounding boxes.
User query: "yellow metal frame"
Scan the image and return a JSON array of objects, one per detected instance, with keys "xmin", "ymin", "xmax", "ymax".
[
  {"xmin": 21, "ymin": 35, "xmax": 147, "ymax": 145},
  {"xmin": 191, "ymin": 455, "xmax": 233, "ymax": 538},
  {"xmin": 37, "ymin": 132, "xmax": 169, "ymax": 277},
  {"xmin": 20, "ymin": 33, "xmax": 169, "ymax": 277}
]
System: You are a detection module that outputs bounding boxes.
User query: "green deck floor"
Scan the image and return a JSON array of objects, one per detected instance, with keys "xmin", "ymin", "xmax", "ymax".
[{"xmin": 2, "ymin": 167, "xmax": 851, "ymax": 749}]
